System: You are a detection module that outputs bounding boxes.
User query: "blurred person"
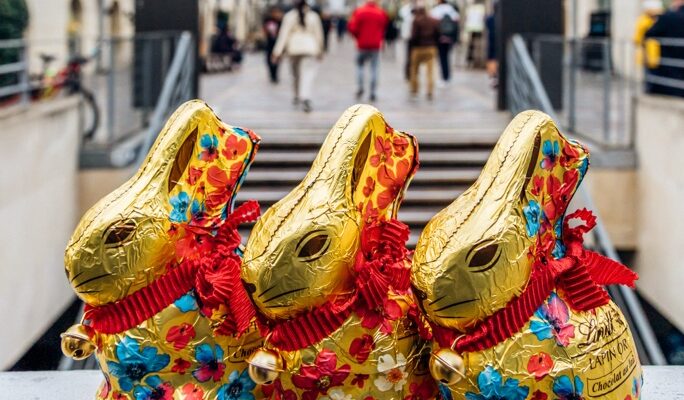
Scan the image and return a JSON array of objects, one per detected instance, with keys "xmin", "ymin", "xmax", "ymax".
[
  {"xmin": 409, "ymin": 5, "xmax": 440, "ymax": 99},
  {"xmin": 321, "ymin": 11, "xmax": 333, "ymax": 51},
  {"xmin": 634, "ymin": 1, "xmax": 663, "ymax": 92},
  {"xmin": 348, "ymin": 0, "xmax": 389, "ymax": 101},
  {"xmin": 263, "ymin": 6, "xmax": 284, "ymax": 83},
  {"xmin": 399, "ymin": 0, "xmax": 416, "ymax": 80},
  {"xmin": 485, "ymin": 6, "xmax": 497, "ymax": 87},
  {"xmin": 272, "ymin": 0, "xmax": 325, "ymax": 112},
  {"xmin": 645, "ymin": 0, "xmax": 684, "ymax": 97},
  {"xmin": 328, "ymin": 0, "xmax": 348, "ymax": 41},
  {"xmin": 430, "ymin": 0, "xmax": 460, "ymax": 86},
  {"xmin": 464, "ymin": 1, "xmax": 485, "ymax": 68}
]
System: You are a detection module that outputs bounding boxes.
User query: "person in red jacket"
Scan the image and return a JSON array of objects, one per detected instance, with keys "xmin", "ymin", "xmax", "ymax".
[{"xmin": 348, "ymin": 0, "xmax": 388, "ymax": 101}]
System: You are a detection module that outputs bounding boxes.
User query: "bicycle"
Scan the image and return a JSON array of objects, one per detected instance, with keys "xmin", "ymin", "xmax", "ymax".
[{"xmin": 29, "ymin": 50, "xmax": 100, "ymax": 140}]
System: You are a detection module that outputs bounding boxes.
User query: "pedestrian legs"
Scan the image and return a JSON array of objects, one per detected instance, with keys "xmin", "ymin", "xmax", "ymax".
[
  {"xmin": 356, "ymin": 51, "xmax": 368, "ymax": 97},
  {"xmin": 410, "ymin": 46, "xmax": 437, "ymax": 98},
  {"xmin": 298, "ymin": 56, "xmax": 318, "ymax": 111},
  {"xmin": 369, "ymin": 51, "xmax": 379, "ymax": 99},
  {"xmin": 404, "ymin": 39, "xmax": 412, "ymax": 81},
  {"xmin": 290, "ymin": 56, "xmax": 302, "ymax": 102},
  {"xmin": 437, "ymin": 42, "xmax": 451, "ymax": 82},
  {"xmin": 426, "ymin": 47, "xmax": 436, "ymax": 97}
]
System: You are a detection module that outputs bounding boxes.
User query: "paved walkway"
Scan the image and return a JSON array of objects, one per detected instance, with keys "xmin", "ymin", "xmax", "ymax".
[{"xmin": 200, "ymin": 39, "xmax": 509, "ymax": 136}]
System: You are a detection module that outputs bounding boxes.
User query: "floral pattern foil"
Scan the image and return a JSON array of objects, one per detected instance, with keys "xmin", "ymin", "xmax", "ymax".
[
  {"xmin": 412, "ymin": 110, "xmax": 643, "ymax": 400},
  {"xmin": 63, "ymin": 100, "xmax": 263, "ymax": 399},
  {"xmin": 242, "ymin": 104, "xmax": 437, "ymax": 399}
]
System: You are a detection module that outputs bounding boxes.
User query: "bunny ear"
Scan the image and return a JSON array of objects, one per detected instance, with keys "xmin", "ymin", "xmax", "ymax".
[
  {"xmin": 349, "ymin": 120, "xmax": 418, "ymax": 223},
  {"xmin": 165, "ymin": 104, "xmax": 260, "ymax": 230}
]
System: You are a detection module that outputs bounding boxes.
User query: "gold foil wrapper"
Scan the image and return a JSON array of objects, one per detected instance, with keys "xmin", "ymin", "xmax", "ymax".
[
  {"xmin": 242, "ymin": 104, "xmax": 437, "ymax": 399},
  {"xmin": 412, "ymin": 110, "xmax": 643, "ymax": 399},
  {"xmin": 63, "ymin": 100, "xmax": 264, "ymax": 399}
]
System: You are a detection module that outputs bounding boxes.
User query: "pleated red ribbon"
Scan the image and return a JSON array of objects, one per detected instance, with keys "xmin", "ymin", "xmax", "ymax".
[
  {"xmin": 432, "ymin": 208, "xmax": 638, "ymax": 352},
  {"xmin": 84, "ymin": 200, "xmax": 261, "ymax": 336},
  {"xmin": 266, "ymin": 219, "xmax": 412, "ymax": 351}
]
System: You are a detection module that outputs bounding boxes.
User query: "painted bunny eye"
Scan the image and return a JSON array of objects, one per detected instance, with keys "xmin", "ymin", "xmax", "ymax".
[
  {"xmin": 104, "ymin": 220, "xmax": 137, "ymax": 246},
  {"xmin": 467, "ymin": 241, "xmax": 500, "ymax": 273},
  {"xmin": 296, "ymin": 230, "xmax": 331, "ymax": 261}
]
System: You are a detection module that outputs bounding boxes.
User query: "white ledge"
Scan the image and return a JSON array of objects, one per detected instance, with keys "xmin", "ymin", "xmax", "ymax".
[{"xmin": 0, "ymin": 367, "xmax": 683, "ymax": 399}]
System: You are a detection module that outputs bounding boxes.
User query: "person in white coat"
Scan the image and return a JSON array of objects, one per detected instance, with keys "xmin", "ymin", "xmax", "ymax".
[{"xmin": 272, "ymin": 0, "xmax": 324, "ymax": 112}]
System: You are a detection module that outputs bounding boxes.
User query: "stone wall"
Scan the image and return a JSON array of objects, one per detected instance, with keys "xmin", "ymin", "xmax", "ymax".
[{"xmin": 0, "ymin": 98, "xmax": 81, "ymax": 369}]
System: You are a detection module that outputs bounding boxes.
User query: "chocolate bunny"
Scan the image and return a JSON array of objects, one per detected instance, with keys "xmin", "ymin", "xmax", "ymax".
[
  {"xmin": 242, "ymin": 104, "xmax": 437, "ymax": 399},
  {"xmin": 412, "ymin": 111, "xmax": 642, "ymax": 400},
  {"xmin": 62, "ymin": 100, "xmax": 264, "ymax": 400}
]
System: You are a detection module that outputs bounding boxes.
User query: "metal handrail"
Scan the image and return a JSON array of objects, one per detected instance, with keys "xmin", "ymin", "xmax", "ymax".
[
  {"xmin": 507, "ymin": 34, "xmax": 667, "ymax": 365},
  {"xmin": 135, "ymin": 31, "xmax": 195, "ymax": 167}
]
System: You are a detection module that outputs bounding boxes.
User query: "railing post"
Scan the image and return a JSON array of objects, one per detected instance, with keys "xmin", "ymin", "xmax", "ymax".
[
  {"xmin": 107, "ymin": 38, "xmax": 116, "ymax": 142},
  {"xmin": 568, "ymin": 38, "xmax": 577, "ymax": 134},
  {"xmin": 19, "ymin": 42, "xmax": 29, "ymax": 105},
  {"xmin": 602, "ymin": 39, "xmax": 611, "ymax": 145}
]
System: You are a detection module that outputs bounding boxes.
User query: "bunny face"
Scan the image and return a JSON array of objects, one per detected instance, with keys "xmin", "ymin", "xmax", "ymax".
[
  {"xmin": 412, "ymin": 111, "xmax": 588, "ymax": 332},
  {"xmin": 242, "ymin": 104, "xmax": 417, "ymax": 320},
  {"xmin": 65, "ymin": 100, "xmax": 259, "ymax": 306}
]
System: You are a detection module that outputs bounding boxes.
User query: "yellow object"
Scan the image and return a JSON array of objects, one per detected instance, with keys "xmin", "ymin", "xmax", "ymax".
[
  {"xmin": 247, "ymin": 348, "xmax": 285, "ymax": 385},
  {"xmin": 634, "ymin": 13, "xmax": 661, "ymax": 68},
  {"xmin": 429, "ymin": 348, "xmax": 465, "ymax": 386},
  {"xmin": 242, "ymin": 104, "xmax": 437, "ymax": 399},
  {"xmin": 62, "ymin": 100, "xmax": 264, "ymax": 399},
  {"xmin": 412, "ymin": 111, "xmax": 642, "ymax": 399},
  {"xmin": 60, "ymin": 324, "xmax": 96, "ymax": 361}
]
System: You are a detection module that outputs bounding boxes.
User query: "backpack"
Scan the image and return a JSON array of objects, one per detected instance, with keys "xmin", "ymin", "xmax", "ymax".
[{"xmin": 439, "ymin": 15, "xmax": 458, "ymax": 39}]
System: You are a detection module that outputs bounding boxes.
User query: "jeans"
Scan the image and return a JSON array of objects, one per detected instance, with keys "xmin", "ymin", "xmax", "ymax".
[
  {"xmin": 356, "ymin": 49, "xmax": 380, "ymax": 96},
  {"xmin": 437, "ymin": 42, "xmax": 452, "ymax": 81},
  {"xmin": 410, "ymin": 46, "xmax": 437, "ymax": 96}
]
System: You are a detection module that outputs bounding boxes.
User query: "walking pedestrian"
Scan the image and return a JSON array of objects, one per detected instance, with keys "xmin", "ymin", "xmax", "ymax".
[
  {"xmin": 348, "ymin": 0, "xmax": 389, "ymax": 102},
  {"xmin": 431, "ymin": 0, "xmax": 459, "ymax": 86},
  {"xmin": 399, "ymin": 0, "xmax": 416, "ymax": 80},
  {"xmin": 272, "ymin": 0, "xmax": 325, "ymax": 112},
  {"xmin": 263, "ymin": 6, "xmax": 283, "ymax": 83},
  {"xmin": 409, "ymin": 5, "xmax": 439, "ymax": 99},
  {"xmin": 645, "ymin": 0, "xmax": 684, "ymax": 97}
]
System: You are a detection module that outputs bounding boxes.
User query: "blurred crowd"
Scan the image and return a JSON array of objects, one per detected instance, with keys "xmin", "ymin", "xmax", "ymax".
[{"xmin": 253, "ymin": 0, "xmax": 496, "ymax": 112}]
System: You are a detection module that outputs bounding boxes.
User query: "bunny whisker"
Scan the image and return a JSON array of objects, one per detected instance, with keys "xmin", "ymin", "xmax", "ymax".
[
  {"xmin": 69, "ymin": 270, "xmax": 85, "ymax": 283},
  {"xmin": 263, "ymin": 287, "xmax": 306, "ymax": 303},
  {"xmin": 433, "ymin": 298, "xmax": 477, "ymax": 312},
  {"xmin": 73, "ymin": 273, "xmax": 110, "ymax": 289},
  {"xmin": 428, "ymin": 294, "xmax": 446, "ymax": 305},
  {"xmin": 258, "ymin": 284, "xmax": 278, "ymax": 298}
]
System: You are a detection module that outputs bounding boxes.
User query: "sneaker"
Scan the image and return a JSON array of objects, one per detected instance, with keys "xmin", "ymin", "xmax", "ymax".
[
  {"xmin": 303, "ymin": 100, "xmax": 312, "ymax": 113},
  {"xmin": 293, "ymin": 97, "xmax": 300, "ymax": 105},
  {"xmin": 369, "ymin": 93, "xmax": 376, "ymax": 102},
  {"xmin": 356, "ymin": 89, "xmax": 364, "ymax": 100},
  {"xmin": 427, "ymin": 93, "xmax": 433, "ymax": 101}
]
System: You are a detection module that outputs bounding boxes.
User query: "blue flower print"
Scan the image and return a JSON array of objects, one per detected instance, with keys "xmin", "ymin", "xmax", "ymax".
[
  {"xmin": 199, "ymin": 134, "xmax": 219, "ymax": 161},
  {"xmin": 174, "ymin": 293, "xmax": 198, "ymax": 312},
  {"xmin": 530, "ymin": 293, "xmax": 575, "ymax": 347},
  {"xmin": 192, "ymin": 343, "xmax": 226, "ymax": 382},
  {"xmin": 169, "ymin": 191, "xmax": 190, "ymax": 223},
  {"xmin": 552, "ymin": 240, "xmax": 566, "ymax": 259},
  {"xmin": 465, "ymin": 365, "xmax": 529, "ymax": 400},
  {"xmin": 106, "ymin": 336, "xmax": 170, "ymax": 392},
  {"xmin": 190, "ymin": 199, "xmax": 205, "ymax": 222},
  {"xmin": 217, "ymin": 369, "xmax": 257, "ymax": 400},
  {"xmin": 540, "ymin": 140, "xmax": 560, "ymax": 170},
  {"xmin": 578, "ymin": 157, "xmax": 589, "ymax": 180},
  {"xmin": 523, "ymin": 200, "xmax": 542, "ymax": 237},
  {"xmin": 438, "ymin": 383, "xmax": 454, "ymax": 400},
  {"xmin": 133, "ymin": 375, "xmax": 173, "ymax": 400},
  {"xmin": 552, "ymin": 375, "xmax": 584, "ymax": 400}
]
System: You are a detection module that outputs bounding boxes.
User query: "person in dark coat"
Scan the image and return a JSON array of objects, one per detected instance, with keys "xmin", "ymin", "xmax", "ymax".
[{"xmin": 645, "ymin": 0, "xmax": 684, "ymax": 97}]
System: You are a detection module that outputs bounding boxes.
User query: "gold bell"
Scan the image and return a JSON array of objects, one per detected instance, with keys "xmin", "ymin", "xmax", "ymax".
[
  {"xmin": 60, "ymin": 324, "xmax": 96, "ymax": 360},
  {"xmin": 247, "ymin": 347, "xmax": 284, "ymax": 385},
  {"xmin": 429, "ymin": 348, "xmax": 465, "ymax": 386}
]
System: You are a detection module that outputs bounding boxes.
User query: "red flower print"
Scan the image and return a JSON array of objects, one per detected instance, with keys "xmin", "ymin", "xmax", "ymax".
[
  {"xmin": 561, "ymin": 140, "xmax": 581, "ymax": 167},
  {"xmin": 404, "ymin": 379, "xmax": 436, "ymax": 400},
  {"xmin": 351, "ymin": 374, "xmax": 369, "ymax": 388},
  {"xmin": 527, "ymin": 352, "xmax": 553, "ymax": 380},
  {"xmin": 531, "ymin": 390, "xmax": 548, "ymax": 400},
  {"xmin": 187, "ymin": 166, "xmax": 203, "ymax": 186},
  {"xmin": 175, "ymin": 227, "xmax": 213, "ymax": 261},
  {"xmin": 180, "ymin": 383, "xmax": 204, "ymax": 400},
  {"xmin": 222, "ymin": 134, "xmax": 249, "ymax": 160},
  {"xmin": 531, "ymin": 175, "xmax": 544, "ymax": 196},
  {"xmin": 545, "ymin": 170, "xmax": 579, "ymax": 221},
  {"xmin": 370, "ymin": 137, "xmax": 394, "ymax": 167},
  {"xmin": 363, "ymin": 177, "xmax": 376, "ymax": 197},
  {"xmin": 167, "ymin": 323, "xmax": 196, "ymax": 350},
  {"xmin": 377, "ymin": 160, "xmax": 410, "ymax": 209},
  {"xmin": 205, "ymin": 164, "xmax": 243, "ymax": 210},
  {"xmin": 199, "ymin": 134, "xmax": 219, "ymax": 162},
  {"xmin": 349, "ymin": 334, "xmax": 375, "ymax": 363},
  {"xmin": 357, "ymin": 298, "xmax": 403, "ymax": 334},
  {"xmin": 360, "ymin": 201, "xmax": 380, "ymax": 223},
  {"xmin": 291, "ymin": 349, "xmax": 351, "ymax": 400},
  {"xmin": 99, "ymin": 378, "xmax": 111, "ymax": 398},
  {"xmin": 624, "ymin": 396, "xmax": 633, "ymax": 400},
  {"xmin": 392, "ymin": 136, "xmax": 410, "ymax": 157},
  {"xmin": 112, "ymin": 392, "xmax": 129, "ymax": 400},
  {"xmin": 262, "ymin": 378, "xmax": 297, "ymax": 400},
  {"xmin": 172, "ymin": 358, "xmax": 192, "ymax": 374}
]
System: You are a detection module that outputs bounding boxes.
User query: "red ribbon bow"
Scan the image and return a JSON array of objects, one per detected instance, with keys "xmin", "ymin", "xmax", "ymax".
[
  {"xmin": 84, "ymin": 200, "xmax": 260, "ymax": 336},
  {"xmin": 433, "ymin": 209, "xmax": 638, "ymax": 352}
]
